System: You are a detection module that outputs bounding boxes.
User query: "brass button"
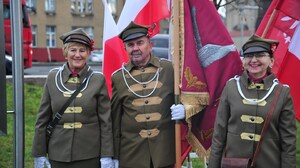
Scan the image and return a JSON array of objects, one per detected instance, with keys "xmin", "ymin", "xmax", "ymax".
[
  {"xmin": 145, "ymin": 100, "xmax": 149, "ymax": 104},
  {"xmin": 141, "ymin": 68, "xmax": 145, "ymax": 72},
  {"xmin": 147, "ymin": 131, "xmax": 151, "ymax": 135},
  {"xmin": 143, "ymin": 84, "xmax": 147, "ymax": 88},
  {"xmin": 249, "ymin": 135, "xmax": 253, "ymax": 139},
  {"xmin": 146, "ymin": 115, "xmax": 150, "ymax": 120},
  {"xmin": 250, "ymin": 117, "xmax": 255, "ymax": 122}
]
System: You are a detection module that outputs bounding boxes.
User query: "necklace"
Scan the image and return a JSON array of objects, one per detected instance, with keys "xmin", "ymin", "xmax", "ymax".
[
  {"xmin": 121, "ymin": 64, "xmax": 160, "ymax": 98},
  {"xmin": 234, "ymin": 76, "xmax": 278, "ymax": 105},
  {"xmin": 55, "ymin": 64, "xmax": 93, "ymax": 94}
]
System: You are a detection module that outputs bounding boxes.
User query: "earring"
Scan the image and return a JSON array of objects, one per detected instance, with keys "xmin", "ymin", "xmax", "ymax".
[{"xmin": 268, "ymin": 65, "xmax": 272, "ymax": 68}]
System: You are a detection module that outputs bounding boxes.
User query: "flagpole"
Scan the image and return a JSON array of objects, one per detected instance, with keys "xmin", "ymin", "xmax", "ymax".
[
  {"xmin": 261, "ymin": 9, "xmax": 277, "ymax": 38},
  {"xmin": 173, "ymin": 0, "xmax": 182, "ymax": 167}
]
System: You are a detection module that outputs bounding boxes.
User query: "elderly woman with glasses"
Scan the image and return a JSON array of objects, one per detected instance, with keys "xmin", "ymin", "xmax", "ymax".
[{"xmin": 208, "ymin": 34, "xmax": 296, "ymax": 168}]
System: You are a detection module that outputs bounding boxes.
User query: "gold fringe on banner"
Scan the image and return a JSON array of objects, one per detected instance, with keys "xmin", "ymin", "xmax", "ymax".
[{"xmin": 178, "ymin": 0, "xmax": 211, "ymax": 161}]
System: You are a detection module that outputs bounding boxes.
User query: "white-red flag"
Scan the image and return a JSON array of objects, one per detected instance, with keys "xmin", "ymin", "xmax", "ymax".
[
  {"xmin": 102, "ymin": 0, "xmax": 129, "ymax": 97},
  {"xmin": 256, "ymin": 0, "xmax": 300, "ymax": 121},
  {"xmin": 117, "ymin": 0, "xmax": 170, "ymax": 38}
]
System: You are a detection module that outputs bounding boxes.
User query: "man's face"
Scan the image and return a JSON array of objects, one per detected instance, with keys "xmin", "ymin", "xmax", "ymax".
[{"xmin": 124, "ymin": 36, "xmax": 153, "ymax": 67}]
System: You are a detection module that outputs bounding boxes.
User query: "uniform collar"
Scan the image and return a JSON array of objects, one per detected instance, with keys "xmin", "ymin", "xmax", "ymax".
[
  {"xmin": 240, "ymin": 70, "xmax": 276, "ymax": 90},
  {"xmin": 61, "ymin": 63, "xmax": 90, "ymax": 83}
]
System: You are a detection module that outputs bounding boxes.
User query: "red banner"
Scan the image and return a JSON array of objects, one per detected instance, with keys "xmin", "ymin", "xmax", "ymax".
[
  {"xmin": 256, "ymin": 0, "xmax": 300, "ymax": 121},
  {"xmin": 180, "ymin": 0, "xmax": 242, "ymax": 160}
]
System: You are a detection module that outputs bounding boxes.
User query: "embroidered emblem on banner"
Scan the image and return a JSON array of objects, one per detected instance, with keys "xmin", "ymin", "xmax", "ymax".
[{"xmin": 184, "ymin": 67, "xmax": 207, "ymax": 89}]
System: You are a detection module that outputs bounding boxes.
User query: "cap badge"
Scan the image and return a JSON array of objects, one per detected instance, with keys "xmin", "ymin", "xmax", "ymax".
[
  {"xmin": 148, "ymin": 23, "xmax": 157, "ymax": 38},
  {"xmin": 271, "ymin": 43, "xmax": 277, "ymax": 53}
]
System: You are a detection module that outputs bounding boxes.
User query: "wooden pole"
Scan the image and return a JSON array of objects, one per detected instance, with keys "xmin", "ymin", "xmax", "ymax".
[
  {"xmin": 262, "ymin": 9, "xmax": 277, "ymax": 38},
  {"xmin": 173, "ymin": 0, "xmax": 181, "ymax": 167}
]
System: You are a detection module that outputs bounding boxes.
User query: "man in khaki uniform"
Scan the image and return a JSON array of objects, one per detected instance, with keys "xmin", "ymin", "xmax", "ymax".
[{"xmin": 111, "ymin": 22, "xmax": 185, "ymax": 168}]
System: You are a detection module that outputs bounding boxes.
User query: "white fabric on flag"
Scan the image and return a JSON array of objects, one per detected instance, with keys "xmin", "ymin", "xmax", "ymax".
[{"xmin": 288, "ymin": 24, "xmax": 300, "ymax": 59}]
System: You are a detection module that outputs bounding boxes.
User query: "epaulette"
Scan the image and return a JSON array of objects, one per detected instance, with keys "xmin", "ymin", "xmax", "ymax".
[
  {"xmin": 283, "ymin": 84, "xmax": 290, "ymax": 88},
  {"xmin": 159, "ymin": 58, "xmax": 171, "ymax": 62},
  {"xmin": 49, "ymin": 67, "xmax": 60, "ymax": 72},
  {"xmin": 228, "ymin": 75, "xmax": 240, "ymax": 81},
  {"xmin": 111, "ymin": 67, "xmax": 122, "ymax": 77},
  {"xmin": 92, "ymin": 71, "xmax": 103, "ymax": 75}
]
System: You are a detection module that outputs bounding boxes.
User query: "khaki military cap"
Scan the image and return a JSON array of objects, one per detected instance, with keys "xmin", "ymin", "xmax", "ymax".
[
  {"xmin": 118, "ymin": 21, "xmax": 149, "ymax": 42},
  {"xmin": 242, "ymin": 34, "xmax": 279, "ymax": 55},
  {"xmin": 59, "ymin": 28, "xmax": 93, "ymax": 49}
]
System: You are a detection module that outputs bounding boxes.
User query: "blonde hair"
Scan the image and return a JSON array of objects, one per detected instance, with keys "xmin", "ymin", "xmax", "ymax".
[{"xmin": 62, "ymin": 42, "xmax": 90, "ymax": 57}]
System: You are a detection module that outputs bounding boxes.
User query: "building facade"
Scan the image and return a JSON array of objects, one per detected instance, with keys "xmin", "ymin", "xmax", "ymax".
[
  {"xmin": 28, "ymin": 0, "xmax": 125, "ymax": 50},
  {"xmin": 27, "ymin": 0, "xmax": 125, "ymax": 61},
  {"xmin": 225, "ymin": 0, "xmax": 260, "ymax": 51}
]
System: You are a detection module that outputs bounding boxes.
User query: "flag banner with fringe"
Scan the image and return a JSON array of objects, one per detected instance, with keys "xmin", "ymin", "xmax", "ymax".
[{"xmin": 180, "ymin": 0, "xmax": 242, "ymax": 160}]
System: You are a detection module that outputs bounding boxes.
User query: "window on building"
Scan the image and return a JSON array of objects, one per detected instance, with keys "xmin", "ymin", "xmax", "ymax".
[
  {"xmin": 72, "ymin": 26, "xmax": 94, "ymax": 40},
  {"xmin": 31, "ymin": 25, "xmax": 37, "ymax": 47},
  {"xmin": 46, "ymin": 26, "xmax": 56, "ymax": 47},
  {"xmin": 108, "ymin": 0, "xmax": 117, "ymax": 16},
  {"xmin": 71, "ymin": 0, "xmax": 93, "ymax": 16},
  {"xmin": 3, "ymin": 5, "xmax": 10, "ymax": 19},
  {"xmin": 45, "ymin": 0, "xmax": 56, "ymax": 13},
  {"xmin": 26, "ymin": 0, "xmax": 37, "ymax": 14},
  {"xmin": 26, "ymin": 0, "xmax": 36, "ymax": 8}
]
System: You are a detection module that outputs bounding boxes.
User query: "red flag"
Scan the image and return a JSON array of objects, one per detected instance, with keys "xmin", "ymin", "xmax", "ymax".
[
  {"xmin": 102, "ymin": 0, "xmax": 129, "ymax": 97},
  {"xmin": 180, "ymin": 0, "xmax": 243, "ymax": 160},
  {"xmin": 117, "ymin": 0, "xmax": 170, "ymax": 38},
  {"xmin": 256, "ymin": 0, "xmax": 300, "ymax": 121}
]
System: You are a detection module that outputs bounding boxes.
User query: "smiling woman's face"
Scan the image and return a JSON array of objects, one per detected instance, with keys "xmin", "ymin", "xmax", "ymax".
[
  {"xmin": 243, "ymin": 52, "xmax": 274, "ymax": 78},
  {"xmin": 64, "ymin": 43, "xmax": 90, "ymax": 71}
]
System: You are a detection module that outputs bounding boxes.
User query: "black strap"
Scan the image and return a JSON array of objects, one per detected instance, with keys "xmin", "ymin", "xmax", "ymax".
[
  {"xmin": 251, "ymin": 84, "xmax": 283, "ymax": 167},
  {"xmin": 46, "ymin": 70, "xmax": 92, "ymax": 137}
]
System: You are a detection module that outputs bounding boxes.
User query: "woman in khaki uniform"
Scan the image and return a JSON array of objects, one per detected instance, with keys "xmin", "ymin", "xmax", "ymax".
[
  {"xmin": 209, "ymin": 34, "xmax": 296, "ymax": 168},
  {"xmin": 32, "ymin": 28, "xmax": 114, "ymax": 168},
  {"xmin": 111, "ymin": 22, "xmax": 185, "ymax": 168}
]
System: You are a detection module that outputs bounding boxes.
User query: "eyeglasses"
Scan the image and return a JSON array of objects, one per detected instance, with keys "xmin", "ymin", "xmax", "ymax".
[{"xmin": 244, "ymin": 52, "xmax": 270, "ymax": 59}]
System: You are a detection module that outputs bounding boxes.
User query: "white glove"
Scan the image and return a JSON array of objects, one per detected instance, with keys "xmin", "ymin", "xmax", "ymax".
[
  {"xmin": 170, "ymin": 104, "xmax": 185, "ymax": 120},
  {"xmin": 113, "ymin": 159, "xmax": 119, "ymax": 168},
  {"xmin": 34, "ymin": 156, "xmax": 51, "ymax": 168},
  {"xmin": 100, "ymin": 157, "xmax": 114, "ymax": 168}
]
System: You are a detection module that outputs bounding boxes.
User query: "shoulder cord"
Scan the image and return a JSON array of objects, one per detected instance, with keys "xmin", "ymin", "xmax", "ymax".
[
  {"xmin": 46, "ymin": 69, "xmax": 93, "ymax": 137},
  {"xmin": 55, "ymin": 64, "xmax": 93, "ymax": 93},
  {"xmin": 234, "ymin": 76, "xmax": 279, "ymax": 105},
  {"xmin": 121, "ymin": 64, "xmax": 160, "ymax": 98},
  {"xmin": 122, "ymin": 64, "xmax": 159, "ymax": 85}
]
